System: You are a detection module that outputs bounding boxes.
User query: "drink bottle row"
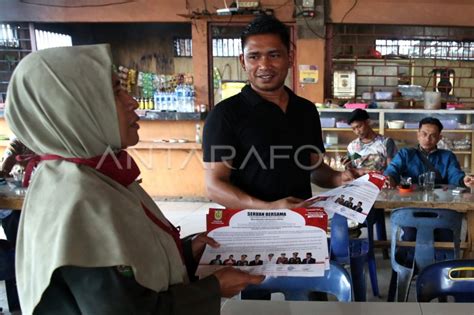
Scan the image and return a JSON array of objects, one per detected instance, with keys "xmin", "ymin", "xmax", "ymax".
[{"xmin": 136, "ymin": 84, "xmax": 196, "ymax": 112}]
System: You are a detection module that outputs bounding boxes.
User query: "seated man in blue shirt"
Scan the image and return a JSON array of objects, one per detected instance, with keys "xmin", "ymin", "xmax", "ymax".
[{"xmin": 384, "ymin": 117, "xmax": 474, "ymax": 188}]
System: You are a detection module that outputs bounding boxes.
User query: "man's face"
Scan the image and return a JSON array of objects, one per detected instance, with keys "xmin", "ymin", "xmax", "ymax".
[
  {"xmin": 417, "ymin": 124, "xmax": 442, "ymax": 152},
  {"xmin": 350, "ymin": 120, "xmax": 371, "ymax": 139},
  {"xmin": 240, "ymin": 33, "xmax": 292, "ymax": 94}
]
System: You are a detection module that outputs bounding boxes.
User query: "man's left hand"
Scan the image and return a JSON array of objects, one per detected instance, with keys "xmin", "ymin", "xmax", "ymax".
[
  {"xmin": 463, "ymin": 175, "xmax": 474, "ymax": 188},
  {"xmin": 191, "ymin": 232, "xmax": 220, "ymax": 261}
]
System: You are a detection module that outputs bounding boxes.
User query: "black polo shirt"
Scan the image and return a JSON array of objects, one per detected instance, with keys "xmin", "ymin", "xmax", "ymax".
[{"xmin": 203, "ymin": 85, "xmax": 325, "ymax": 202}]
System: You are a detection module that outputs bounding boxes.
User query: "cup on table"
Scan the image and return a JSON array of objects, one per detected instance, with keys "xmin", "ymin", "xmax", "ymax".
[
  {"xmin": 418, "ymin": 171, "xmax": 436, "ymax": 191},
  {"xmin": 400, "ymin": 176, "xmax": 412, "ymax": 189}
]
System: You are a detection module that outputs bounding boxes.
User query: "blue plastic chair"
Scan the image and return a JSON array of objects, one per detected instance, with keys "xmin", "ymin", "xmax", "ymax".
[
  {"xmin": 388, "ymin": 208, "xmax": 463, "ymax": 302},
  {"xmin": 0, "ymin": 240, "xmax": 20, "ymax": 312},
  {"xmin": 330, "ymin": 213, "xmax": 379, "ymax": 301},
  {"xmin": 416, "ymin": 260, "xmax": 474, "ymax": 302},
  {"xmin": 242, "ymin": 261, "xmax": 352, "ymax": 301}
]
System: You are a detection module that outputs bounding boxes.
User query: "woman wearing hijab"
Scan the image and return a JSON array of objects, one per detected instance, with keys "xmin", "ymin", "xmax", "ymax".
[{"xmin": 5, "ymin": 44, "xmax": 263, "ymax": 315}]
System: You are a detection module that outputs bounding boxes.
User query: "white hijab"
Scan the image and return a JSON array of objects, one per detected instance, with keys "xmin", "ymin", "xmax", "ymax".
[{"xmin": 5, "ymin": 44, "xmax": 186, "ymax": 315}]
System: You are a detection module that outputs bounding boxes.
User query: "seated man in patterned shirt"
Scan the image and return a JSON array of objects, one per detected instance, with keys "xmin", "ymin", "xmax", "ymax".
[{"xmin": 343, "ymin": 109, "xmax": 398, "ymax": 172}]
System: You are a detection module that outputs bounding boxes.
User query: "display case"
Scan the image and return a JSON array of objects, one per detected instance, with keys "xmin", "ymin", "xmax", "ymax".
[{"xmin": 318, "ymin": 108, "xmax": 474, "ymax": 173}]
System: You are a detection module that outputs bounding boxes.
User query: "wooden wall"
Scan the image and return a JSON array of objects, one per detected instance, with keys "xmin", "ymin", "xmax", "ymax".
[
  {"xmin": 0, "ymin": 0, "xmax": 294, "ymax": 22},
  {"xmin": 35, "ymin": 22, "xmax": 192, "ymax": 74},
  {"xmin": 330, "ymin": 0, "xmax": 474, "ymax": 27}
]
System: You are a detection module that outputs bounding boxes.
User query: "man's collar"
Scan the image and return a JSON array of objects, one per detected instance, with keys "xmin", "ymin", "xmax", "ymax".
[
  {"xmin": 241, "ymin": 84, "xmax": 296, "ymax": 107},
  {"xmin": 417, "ymin": 144, "xmax": 438, "ymax": 155}
]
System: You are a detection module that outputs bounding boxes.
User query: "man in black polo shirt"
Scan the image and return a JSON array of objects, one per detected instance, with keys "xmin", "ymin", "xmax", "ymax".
[{"xmin": 203, "ymin": 15, "xmax": 360, "ymax": 210}]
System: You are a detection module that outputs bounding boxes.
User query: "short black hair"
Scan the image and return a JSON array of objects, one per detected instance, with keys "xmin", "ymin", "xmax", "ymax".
[
  {"xmin": 241, "ymin": 15, "xmax": 290, "ymax": 52},
  {"xmin": 348, "ymin": 109, "xmax": 370, "ymax": 124},
  {"xmin": 419, "ymin": 117, "xmax": 443, "ymax": 133}
]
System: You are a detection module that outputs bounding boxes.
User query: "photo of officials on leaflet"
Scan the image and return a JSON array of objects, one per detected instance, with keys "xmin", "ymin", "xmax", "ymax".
[
  {"xmin": 209, "ymin": 252, "xmax": 316, "ymax": 265},
  {"xmin": 334, "ymin": 194, "xmax": 364, "ymax": 213}
]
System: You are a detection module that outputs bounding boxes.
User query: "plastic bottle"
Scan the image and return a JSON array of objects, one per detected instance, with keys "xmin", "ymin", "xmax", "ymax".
[
  {"xmin": 153, "ymin": 91, "xmax": 161, "ymax": 111},
  {"xmin": 184, "ymin": 85, "xmax": 192, "ymax": 112},
  {"xmin": 190, "ymin": 86, "xmax": 195, "ymax": 113},
  {"xmin": 170, "ymin": 92, "xmax": 177, "ymax": 112},
  {"xmin": 165, "ymin": 92, "xmax": 172, "ymax": 112},
  {"xmin": 148, "ymin": 98, "xmax": 154, "ymax": 110},
  {"xmin": 195, "ymin": 124, "xmax": 202, "ymax": 144},
  {"xmin": 159, "ymin": 93, "xmax": 166, "ymax": 112},
  {"xmin": 138, "ymin": 98, "xmax": 145, "ymax": 110}
]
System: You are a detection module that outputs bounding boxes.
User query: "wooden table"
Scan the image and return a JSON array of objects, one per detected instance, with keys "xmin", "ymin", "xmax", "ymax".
[
  {"xmin": 0, "ymin": 182, "xmax": 25, "ymax": 210},
  {"xmin": 221, "ymin": 300, "xmax": 474, "ymax": 315},
  {"xmin": 374, "ymin": 187, "xmax": 474, "ymax": 258}
]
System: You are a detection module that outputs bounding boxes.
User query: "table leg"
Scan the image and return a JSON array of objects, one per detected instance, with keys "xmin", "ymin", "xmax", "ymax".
[{"xmin": 463, "ymin": 211, "xmax": 474, "ymax": 259}]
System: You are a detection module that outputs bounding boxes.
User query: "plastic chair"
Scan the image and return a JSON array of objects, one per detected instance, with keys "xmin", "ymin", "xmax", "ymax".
[
  {"xmin": 242, "ymin": 261, "xmax": 352, "ymax": 301},
  {"xmin": 367, "ymin": 207, "xmax": 389, "ymax": 259},
  {"xmin": 0, "ymin": 240, "xmax": 20, "ymax": 312},
  {"xmin": 330, "ymin": 213, "xmax": 379, "ymax": 301},
  {"xmin": 416, "ymin": 260, "xmax": 474, "ymax": 302},
  {"xmin": 388, "ymin": 208, "xmax": 463, "ymax": 302}
]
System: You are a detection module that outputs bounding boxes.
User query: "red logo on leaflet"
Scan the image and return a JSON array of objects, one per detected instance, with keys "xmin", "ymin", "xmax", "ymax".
[
  {"xmin": 368, "ymin": 172, "xmax": 386, "ymax": 190},
  {"xmin": 207, "ymin": 208, "xmax": 239, "ymax": 232},
  {"xmin": 294, "ymin": 207, "xmax": 328, "ymax": 232}
]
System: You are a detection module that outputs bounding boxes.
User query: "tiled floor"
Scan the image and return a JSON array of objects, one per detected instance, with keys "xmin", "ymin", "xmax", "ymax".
[{"xmin": 0, "ymin": 201, "xmax": 418, "ymax": 313}]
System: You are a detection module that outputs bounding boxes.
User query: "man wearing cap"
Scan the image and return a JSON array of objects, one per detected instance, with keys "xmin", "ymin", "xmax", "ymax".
[
  {"xmin": 343, "ymin": 109, "xmax": 397, "ymax": 172},
  {"xmin": 288, "ymin": 252, "xmax": 301, "ymax": 264},
  {"xmin": 276, "ymin": 253, "xmax": 288, "ymax": 264}
]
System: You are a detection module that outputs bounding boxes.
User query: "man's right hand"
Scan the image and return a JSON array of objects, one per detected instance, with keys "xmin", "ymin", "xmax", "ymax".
[
  {"xmin": 213, "ymin": 267, "xmax": 265, "ymax": 298},
  {"xmin": 383, "ymin": 176, "xmax": 397, "ymax": 189},
  {"xmin": 267, "ymin": 196, "xmax": 314, "ymax": 209},
  {"xmin": 340, "ymin": 156, "xmax": 352, "ymax": 169}
]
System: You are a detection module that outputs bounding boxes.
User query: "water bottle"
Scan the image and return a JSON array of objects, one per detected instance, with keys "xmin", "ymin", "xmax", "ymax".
[
  {"xmin": 154, "ymin": 91, "xmax": 161, "ymax": 111},
  {"xmin": 184, "ymin": 85, "xmax": 195, "ymax": 112},
  {"xmin": 195, "ymin": 124, "xmax": 202, "ymax": 144},
  {"xmin": 159, "ymin": 93, "xmax": 166, "ymax": 112},
  {"xmin": 190, "ymin": 86, "xmax": 196, "ymax": 113},
  {"xmin": 175, "ymin": 84, "xmax": 184, "ymax": 112},
  {"xmin": 165, "ymin": 92, "xmax": 172, "ymax": 112},
  {"xmin": 170, "ymin": 91, "xmax": 177, "ymax": 112}
]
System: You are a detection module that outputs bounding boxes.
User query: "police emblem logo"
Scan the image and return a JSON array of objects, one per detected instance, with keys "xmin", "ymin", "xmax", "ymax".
[{"xmin": 214, "ymin": 210, "xmax": 223, "ymax": 220}]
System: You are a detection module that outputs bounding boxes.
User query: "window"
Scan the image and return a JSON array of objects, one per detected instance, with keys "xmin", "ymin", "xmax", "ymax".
[
  {"xmin": 376, "ymin": 39, "xmax": 474, "ymax": 60},
  {"xmin": 0, "ymin": 24, "xmax": 20, "ymax": 48},
  {"xmin": 212, "ymin": 38, "xmax": 241, "ymax": 57},
  {"xmin": 35, "ymin": 30, "xmax": 72, "ymax": 50},
  {"xmin": 173, "ymin": 38, "xmax": 192, "ymax": 57}
]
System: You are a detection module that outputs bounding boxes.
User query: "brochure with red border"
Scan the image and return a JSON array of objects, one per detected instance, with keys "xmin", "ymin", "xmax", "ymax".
[
  {"xmin": 306, "ymin": 172, "xmax": 386, "ymax": 223},
  {"xmin": 197, "ymin": 207, "xmax": 329, "ymax": 277}
]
